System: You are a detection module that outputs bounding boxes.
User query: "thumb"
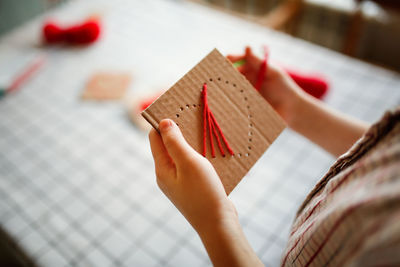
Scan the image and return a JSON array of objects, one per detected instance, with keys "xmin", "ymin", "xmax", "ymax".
[
  {"xmin": 159, "ymin": 119, "xmax": 195, "ymax": 164},
  {"xmin": 245, "ymin": 46, "xmax": 260, "ymax": 65}
]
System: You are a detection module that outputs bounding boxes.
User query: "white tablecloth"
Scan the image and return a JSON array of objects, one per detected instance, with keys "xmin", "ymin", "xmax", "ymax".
[{"xmin": 0, "ymin": 0, "xmax": 399, "ymax": 266}]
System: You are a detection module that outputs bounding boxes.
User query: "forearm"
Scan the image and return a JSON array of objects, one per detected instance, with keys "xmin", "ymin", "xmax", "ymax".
[
  {"xmin": 289, "ymin": 91, "xmax": 369, "ymax": 157},
  {"xmin": 197, "ymin": 215, "xmax": 264, "ymax": 267}
]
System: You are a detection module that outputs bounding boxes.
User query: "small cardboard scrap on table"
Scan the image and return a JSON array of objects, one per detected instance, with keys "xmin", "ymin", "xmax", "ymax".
[
  {"xmin": 142, "ymin": 49, "xmax": 285, "ymax": 194},
  {"xmin": 82, "ymin": 72, "xmax": 131, "ymax": 100}
]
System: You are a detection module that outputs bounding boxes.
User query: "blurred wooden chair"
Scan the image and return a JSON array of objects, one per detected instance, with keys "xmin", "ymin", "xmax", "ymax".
[
  {"xmin": 187, "ymin": 0, "xmax": 304, "ymax": 33},
  {"xmin": 344, "ymin": 0, "xmax": 400, "ymax": 56},
  {"xmin": 256, "ymin": 0, "xmax": 303, "ymax": 32}
]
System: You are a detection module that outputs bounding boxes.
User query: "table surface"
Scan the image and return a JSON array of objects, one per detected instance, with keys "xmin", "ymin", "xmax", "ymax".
[{"xmin": 0, "ymin": 0, "xmax": 399, "ymax": 266}]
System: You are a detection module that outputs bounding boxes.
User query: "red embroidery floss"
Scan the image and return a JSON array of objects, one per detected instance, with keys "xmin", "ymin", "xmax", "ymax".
[
  {"xmin": 210, "ymin": 111, "xmax": 234, "ymax": 156},
  {"xmin": 285, "ymin": 70, "xmax": 329, "ymax": 99},
  {"xmin": 42, "ymin": 19, "xmax": 101, "ymax": 45},
  {"xmin": 202, "ymin": 85, "xmax": 208, "ymax": 156},
  {"xmin": 254, "ymin": 46, "xmax": 269, "ymax": 91},
  {"xmin": 201, "ymin": 83, "xmax": 234, "ymax": 157}
]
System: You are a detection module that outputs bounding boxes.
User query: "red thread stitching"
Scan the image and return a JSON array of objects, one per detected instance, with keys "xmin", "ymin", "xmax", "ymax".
[
  {"xmin": 210, "ymin": 112, "xmax": 234, "ymax": 156},
  {"xmin": 210, "ymin": 117, "xmax": 225, "ymax": 157},
  {"xmin": 202, "ymin": 86, "xmax": 207, "ymax": 156},
  {"xmin": 207, "ymin": 104, "xmax": 215, "ymax": 157},
  {"xmin": 202, "ymin": 83, "xmax": 234, "ymax": 157}
]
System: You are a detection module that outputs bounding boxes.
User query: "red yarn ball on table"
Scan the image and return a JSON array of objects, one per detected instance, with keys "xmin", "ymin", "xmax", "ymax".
[
  {"xmin": 64, "ymin": 20, "xmax": 100, "ymax": 44},
  {"xmin": 286, "ymin": 70, "xmax": 329, "ymax": 99},
  {"xmin": 43, "ymin": 22, "xmax": 64, "ymax": 43},
  {"xmin": 42, "ymin": 20, "xmax": 100, "ymax": 45}
]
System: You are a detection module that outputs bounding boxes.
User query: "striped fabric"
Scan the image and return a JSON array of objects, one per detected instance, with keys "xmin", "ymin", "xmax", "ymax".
[{"xmin": 282, "ymin": 106, "xmax": 400, "ymax": 267}]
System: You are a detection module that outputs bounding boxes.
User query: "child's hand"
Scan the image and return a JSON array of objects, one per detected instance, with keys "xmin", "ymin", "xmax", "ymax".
[
  {"xmin": 149, "ymin": 120, "xmax": 264, "ymax": 266},
  {"xmin": 227, "ymin": 46, "xmax": 303, "ymax": 125},
  {"xmin": 149, "ymin": 119, "xmax": 237, "ymax": 233},
  {"xmin": 228, "ymin": 47, "xmax": 369, "ymax": 157}
]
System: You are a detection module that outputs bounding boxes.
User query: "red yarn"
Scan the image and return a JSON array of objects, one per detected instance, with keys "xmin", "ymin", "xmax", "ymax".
[
  {"xmin": 202, "ymin": 83, "xmax": 234, "ymax": 157},
  {"xmin": 140, "ymin": 99, "xmax": 154, "ymax": 111},
  {"xmin": 139, "ymin": 94, "xmax": 161, "ymax": 111},
  {"xmin": 285, "ymin": 70, "xmax": 329, "ymax": 99},
  {"xmin": 42, "ymin": 19, "xmax": 101, "ymax": 45},
  {"xmin": 207, "ymin": 104, "xmax": 216, "ymax": 157},
  {"xmin": 210, "ymin": 112, "xmax": 234, "ymax": 156},
  {"xmin": 210, "ymin": 119, "xmax": 225, "ymax": 157},
  {"xmin": 202, "ymin": 85, "xmax": 208, "ymax": 157},
  {"xmin": 255, "ymin": 46, "xmax": 269, "ymax": 91},
  {"xmin": 43, "ymin": 23, "xmax": 64, "ymax": 43}
]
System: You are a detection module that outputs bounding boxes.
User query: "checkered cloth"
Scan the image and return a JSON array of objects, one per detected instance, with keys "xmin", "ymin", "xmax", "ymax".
[{"xmin": 282, "ymin": 106, "xmax": 400, "ymax": 267}]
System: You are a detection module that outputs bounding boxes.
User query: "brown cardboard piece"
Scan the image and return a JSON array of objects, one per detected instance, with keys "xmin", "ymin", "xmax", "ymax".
[
  {"xmin": 142, "ymin": 49, "xmax": 286, "ymax": 194},
  {"xmin": 82, "ymin": 72, "xmax": 131, "ymax": 100}
]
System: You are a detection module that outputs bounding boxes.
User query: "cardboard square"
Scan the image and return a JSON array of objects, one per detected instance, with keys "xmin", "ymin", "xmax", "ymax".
[
  {"xmin": 82, "ymin": 72, "xmax": 131, "ymax": 100},
  {"xmin": 142, "ymin": 49, "xmax": 285, "ymax": 194}
]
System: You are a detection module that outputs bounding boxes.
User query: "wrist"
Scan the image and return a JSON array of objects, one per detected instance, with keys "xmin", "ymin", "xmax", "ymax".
[
  {"xmin": 284, "ymin": 86, "xmax": 308, "ymax": 128},
  {"xmin": 288, "ymin": 89, "xmax": 319, "ymax": 131},
  {"xmin": 195, "ymin": 199, "xmax": 239, "ymax": 237},
  {"xmin": 195, "ymin": 202, "xmax": 263, "ymax": 267}
]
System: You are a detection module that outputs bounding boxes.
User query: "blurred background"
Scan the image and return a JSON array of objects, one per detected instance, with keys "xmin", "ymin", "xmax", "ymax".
[
  {"xmin": 1, "ymin": 0, "xmax": 400, "ymax": 71},
  {"xmin": 0, "ymin": 0, "xmax": 399, "ymax": 267}
]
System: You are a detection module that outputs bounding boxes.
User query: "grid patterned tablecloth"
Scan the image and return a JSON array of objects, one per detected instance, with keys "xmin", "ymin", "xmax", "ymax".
[{"xmin": 0, "ymin": 0, "xmax": 399, "ymax": 266}]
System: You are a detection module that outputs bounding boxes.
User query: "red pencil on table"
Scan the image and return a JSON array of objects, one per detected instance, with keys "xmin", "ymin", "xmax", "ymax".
[{"xmin": 0, "ymin": 54, "xmax": 46, "ymax": 98}]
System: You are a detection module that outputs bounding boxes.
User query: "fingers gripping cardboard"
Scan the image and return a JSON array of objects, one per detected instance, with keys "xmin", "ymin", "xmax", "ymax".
[{"xmin": 142, "ymin": 49, "xmax": 285, "ymax": 194}]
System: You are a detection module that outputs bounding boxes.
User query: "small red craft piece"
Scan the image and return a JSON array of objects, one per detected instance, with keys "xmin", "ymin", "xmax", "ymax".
[
  {"xmin": 42, "ymin": 19, "xmax": 101, "ymax": 45},
  {"xmin": 43, "ymin": 22, "xmax": 64, "ymax": 43},
  {"xmin": 202, "ymin": 83, "xmax": 234, "ymax": 158},
  {"xmin": 138, "ymin": 93, "xmax": 162, "ymax": 112},
  {"xmin": 285, "ymin": 70, "xmax": 329, "ymax": 99}
]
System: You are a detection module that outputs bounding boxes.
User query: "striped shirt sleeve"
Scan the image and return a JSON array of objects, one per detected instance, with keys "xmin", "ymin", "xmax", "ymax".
[{"xmin": 282, "ymin": 106, "xmax": 400, "ymax": 267}]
